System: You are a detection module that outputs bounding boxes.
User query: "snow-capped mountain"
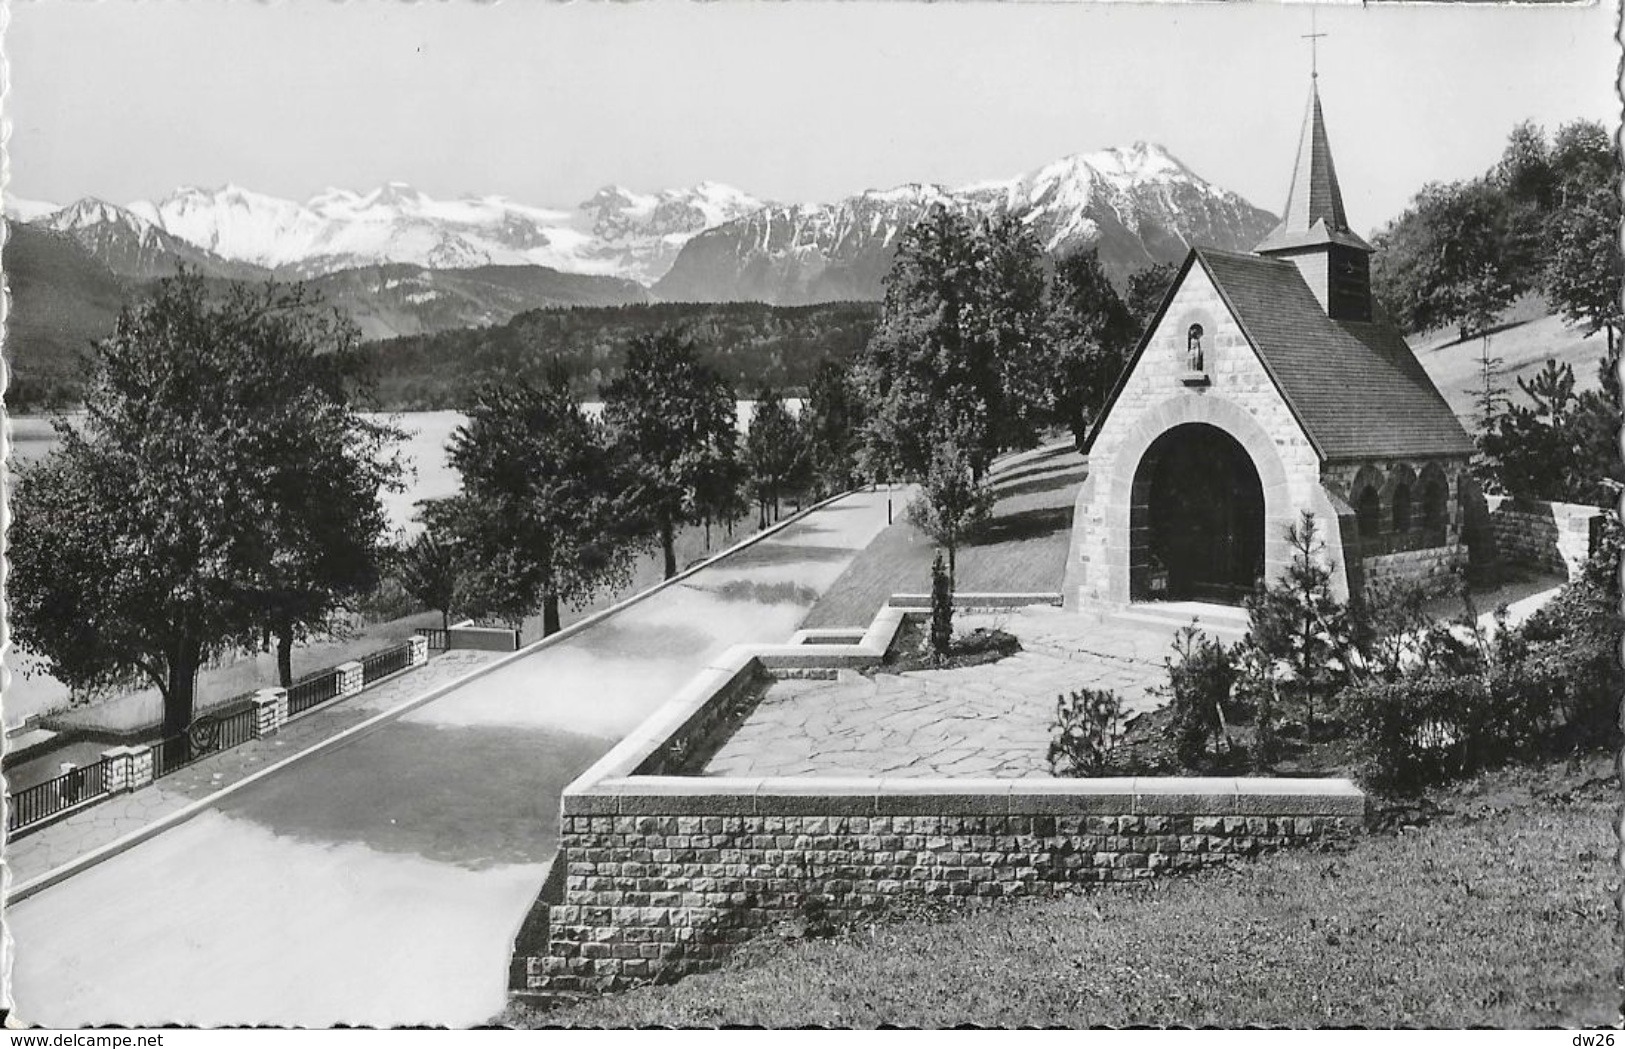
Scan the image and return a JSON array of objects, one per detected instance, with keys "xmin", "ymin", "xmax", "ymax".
[
  {"xmin": 120, "ymin": 181, "xmax": 769, "ymax": 285},
  {"xmin": 657, "ymin": 143, "xmax": 1278, "ymax": 304},
  {"xmin": 41, "ymin": 197, "xmax": 269, "ymax": 281},
  {"xmin": 4, "ymin": 196, "xmax": 64, "ymax": 223}
]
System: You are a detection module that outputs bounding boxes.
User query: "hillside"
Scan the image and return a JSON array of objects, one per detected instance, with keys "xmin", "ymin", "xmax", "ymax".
[
  {"xmin": 1409, "ymin": 294, "xmax": 1607, "ymax": 423},
  {"xmin": 357, "ymin": 301, "xmax": 881, "ymax": 408},
  {"xmin": 2, "ymin": 224, "xmax": 129, "ymax": 408}
]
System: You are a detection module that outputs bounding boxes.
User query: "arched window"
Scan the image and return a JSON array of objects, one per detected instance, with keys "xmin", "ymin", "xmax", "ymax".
[
  {"xmin": 1186, "ymin": 324, "xmax": 1205, "ymax": 371},
  {"xmin": 1356, "ymin": 486, "xmax": 1382, "ymax": 539},
  {"xmin": 1420, "ymin": 475, "xmax": 1448, "ymax": 533},
  {"xmin": 1392, "ymin": 484, "xmax": 1413, "ymax": 533}
]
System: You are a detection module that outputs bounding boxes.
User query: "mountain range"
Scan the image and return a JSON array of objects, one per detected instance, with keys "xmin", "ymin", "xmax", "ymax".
[{"xmin": 5, "ymin": 142, "xmax": 1276, "ymax": 406}]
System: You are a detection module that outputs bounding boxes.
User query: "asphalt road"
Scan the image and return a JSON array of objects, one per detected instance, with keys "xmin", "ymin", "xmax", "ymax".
[{"xmin": 7, "ymin": 491, "xmax": 894, "ymax": 1027}]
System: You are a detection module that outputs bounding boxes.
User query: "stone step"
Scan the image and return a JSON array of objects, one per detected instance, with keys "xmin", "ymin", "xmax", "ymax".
[{"xmin": 1108, "ymin": 602, "xmax": 1250, "ymax": 640}]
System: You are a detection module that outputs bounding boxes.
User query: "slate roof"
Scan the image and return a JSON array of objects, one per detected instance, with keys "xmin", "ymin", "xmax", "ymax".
[
  {"xmin": 1255, "ymin": 81, "xmax": 1373, "ymax": 254},
  {"xmin": 1085, "ymin": 247, "xmax": 1476, "ymax": 463}
]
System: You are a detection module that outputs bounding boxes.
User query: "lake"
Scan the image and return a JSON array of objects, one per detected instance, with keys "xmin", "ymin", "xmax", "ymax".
[
  {"xmin": 8, "ymin": 402, "xmax": 800, "ymax": 537},
  {"xmin": 3, "ymin": 402, "xmax": 799, "ymax": 727}
]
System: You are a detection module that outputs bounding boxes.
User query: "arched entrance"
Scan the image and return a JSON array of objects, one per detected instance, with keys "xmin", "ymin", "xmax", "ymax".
[{"xmin": 1130, "ymin": 423, "xmax": 1265, "ymax": 605}]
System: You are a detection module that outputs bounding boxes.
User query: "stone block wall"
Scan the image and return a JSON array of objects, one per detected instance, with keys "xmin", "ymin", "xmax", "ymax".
[
  {"xmin": 1485, "ymin": 496, "xmax": 1602, "ymax": 580},
  {"xmin": 1362, "ymin": 544, "xmax": 1468, "ymax": 595},
  {"xmin": 526, "ymin": 785, "xmax": 1362, "ymax": 995}
]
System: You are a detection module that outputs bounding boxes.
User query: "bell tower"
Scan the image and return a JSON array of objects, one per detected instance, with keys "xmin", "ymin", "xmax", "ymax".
[{"xmin": 1254, "ymin": 79, "xmax": 1375, "ymax": 322}]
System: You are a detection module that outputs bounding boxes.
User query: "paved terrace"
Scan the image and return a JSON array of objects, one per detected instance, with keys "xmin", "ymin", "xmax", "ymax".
[
  {"xmin": 705, "ymin": 606, "xmax": 1191, "ymax": 779},
  {"xmin": 7, "ymin": 491, "xmax": 895, "ymax": 1029}
]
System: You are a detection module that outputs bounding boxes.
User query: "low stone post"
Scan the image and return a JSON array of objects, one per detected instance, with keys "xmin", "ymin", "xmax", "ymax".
[
  {"xmin": 100, "ymin": 747, "xmax": 134, "ymax": 793},
  {"xmin": 409, "ymin": 635, "xmax": 429, "ymax": 668},
  {"xmin": 336, "ymin": 660, "xmax": 365, "ymax": 697},
  {"xmin": 252, "ymin": 687, "xmax": 289, "ymax": 739},
  {"xmin": 127, "ymin": 744, "xmax": 155, "ymax": 790}
]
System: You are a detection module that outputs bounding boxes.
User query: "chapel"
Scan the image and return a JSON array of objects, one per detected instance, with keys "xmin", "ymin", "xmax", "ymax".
[{"xmin": 1065, "ymin": 78, "xmax": 1477, "ymax": 611}]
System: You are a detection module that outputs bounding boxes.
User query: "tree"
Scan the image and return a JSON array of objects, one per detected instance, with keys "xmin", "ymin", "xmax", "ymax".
[
  {"xmin": 601, "ymin": 330, "xmax": 743, "ymax": 579},
  {"xmin": 904, "ymin": 425, "xmax": 995, "ymax": 584},
  {"xmin": 9, "ymin": 273, "xmax": 401, "ymax": 739},
  {"xmin": 855, "ymin": 205, "xmax": 1048, "ymax": 483},
  {"xmin": 1239, "ymin": 512, "xmax": 1360, "ymax": 740},
  {"xmin": 1047, "ymin": 248, "xmax": 1138, "ymax": 446},
  {"xmin": 447, "ymin": 365, "xmax": 636, "ymax": 636},
  {"xmin": 743, "ymin": 387, "xmax": 804, "ymax": 527},
  {"xmin": 1371, "ymin": 178, "xmax": 1527, "ymax": 340},
  {"xmin": 243, "ymin": 299, "xmax": 404, "ymax": 687},
  {"xmin": 801, "ymin": 357, "xmax": 866, "ymax": 496},
  {"xmin": 1478, "ymin": 354, "xmax": 1623, "ymax": 506},
  {"xmin": 397, "ymin": 520, "xmax": 463, "ymax": 631},
  {"xmin": 1544, "ymin": 180, "xmax": 1623, "ymax": 358},
  {"xmin": 1125, "ymin": 260, "xmax": 1179, "ymax": 337}
]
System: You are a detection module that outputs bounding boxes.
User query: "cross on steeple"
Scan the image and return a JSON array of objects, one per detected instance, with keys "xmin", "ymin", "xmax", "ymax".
[{"xmin": 1302, "ymin": 13, "xmax": 1328, "ymax": 79}]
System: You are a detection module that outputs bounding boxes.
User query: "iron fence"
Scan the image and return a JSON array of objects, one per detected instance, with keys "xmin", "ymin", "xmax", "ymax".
[
  {"xmin": 287, "ymin": 667, "xmax": 343, "ymax": 717},
  {"xmin": 6, "ymin": 759, "xmax": 110, "ymax": 834},
  {"xmin": 216, "ymin": 706, "xmax": 258, "ymax": 750},
  {"xmin": 362, "ymin": 642, "xmax": 414, "ymax": 685},
  {"xmin": 422, "ymin": 628, "xmax": 449, "ymax": 652}
]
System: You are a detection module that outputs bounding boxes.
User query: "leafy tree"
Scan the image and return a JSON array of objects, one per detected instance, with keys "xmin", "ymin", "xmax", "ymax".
[
  {"xmin": 1545, "ymin": 179, "xmax": 1623, "ymax": 358},
  {"xmin": 856, "ymin": 205, "xmax": 1048, "ymax": 483},
  {"xmin": 447, "ymin": 365, "xmax": 636, "ymax": 636},
  {"xmin": 905, "ymin": 425, "xmax": 995, "ymax": 584},
  {"xmin": 601, "ymin": 330, "xmax": 743, "ymax": 578},
  {"xmin": 1125, "ymin": 260, "xmax": 1179, "ymax": 336},
  {"xmin": 1046, "ymin": 248, "xmax": 1138, "ymax": 446},
  {"xmin": 801, "ymin": 357, "xmax": 866, "ymax": 496},
  {"xmin": 397, "ymin": 518, "xmax": 464, "ymax": 631},
  {"xmin": 743, "ymin": 387, "xmax": 804, "ymax": 526},
  {"xmin": 9, "ymin": 274, "xmax": 401, "ymax": 739},
  {"xmin": 1371, "ymin": 178, "xmax": 1527, "ymax": 340}
]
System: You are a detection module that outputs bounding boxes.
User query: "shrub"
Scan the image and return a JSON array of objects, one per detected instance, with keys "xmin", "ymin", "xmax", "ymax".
[
  {"xmin": 929, "ymin": 551, "xmax": 953, "ymax": 662},
  {"xmin": 1048, "ymin": 688, "xmax": 1124, "ymax": 777},
  {"xmin": 1161, "ymin": 624, "xmax": 1237, "ymax": 769}
]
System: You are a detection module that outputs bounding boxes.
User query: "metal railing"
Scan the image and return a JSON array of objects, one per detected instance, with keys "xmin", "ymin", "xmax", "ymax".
[
  {"xmin": 7, "ymin": 759, "xmax": 110, "ymax": 834},
  {"xmin": 361, "ymin": 642, "xmax": 414, "ymax": 685},
  {"xmin": 421, "ymin": 628, "xmax": 449, "ymax": 652},
  {"xmin": 287, "ymin": 667, "xmax": 343, "ymax": 717}
]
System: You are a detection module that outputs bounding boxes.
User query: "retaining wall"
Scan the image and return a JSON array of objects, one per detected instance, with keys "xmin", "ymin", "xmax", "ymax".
[
  {"xmin": 1485, "ymin": 496, "xmax": 1603, "ymax": 581},
  {"xmin": 515, "ymin": 600, "xmax": 1365, "ymax": 999},
  {"xmin": 1361, "ymin": 543, "xmax": 1467, "ymax": 595}
]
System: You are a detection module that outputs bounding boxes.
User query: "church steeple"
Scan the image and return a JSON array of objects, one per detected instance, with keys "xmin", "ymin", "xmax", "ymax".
[{"xmin": 1255, "ymin": 79, "xmax": 1375, "ymax": 321}]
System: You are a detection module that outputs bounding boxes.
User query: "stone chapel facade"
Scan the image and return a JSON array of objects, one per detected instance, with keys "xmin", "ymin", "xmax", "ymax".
[{"xmin": 1066, "ymin": 81, "xmax": 1477, "ymax": 611}]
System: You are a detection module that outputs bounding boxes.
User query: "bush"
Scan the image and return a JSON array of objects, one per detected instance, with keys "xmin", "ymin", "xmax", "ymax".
[
  {"xmin": 1048, "ymin": 688, "xmax": 1124, "ymax": 777},
  {"xmin": 1161, "ymin": 625, "xmax": 1236, "ymax": 769},
  {"xmin": 1339, "ymin": 671, "xmax": 1554, "ymax": 793}
]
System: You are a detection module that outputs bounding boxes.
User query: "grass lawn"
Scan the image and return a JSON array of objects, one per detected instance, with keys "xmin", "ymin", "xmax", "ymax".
[
  {"xmin": 801, "ymin": 443, "xmax": 1085, "ymax": 629},
  {"xmin": 509, "ymin": 751, "xmax": 1618, "ymax": 1028}
]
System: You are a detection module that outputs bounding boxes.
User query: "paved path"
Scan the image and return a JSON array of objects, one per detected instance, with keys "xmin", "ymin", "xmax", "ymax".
[
  {"xmin": 705, "ymin": 606, "xmax": 1174, "ymax": 780},
  {"xmin": 6, "ymin": 492, "xmax": 893, "ymax": 1028},
  {"xmin": 6, "ymin": 650, "xmax": 505, "ymax": 887}
]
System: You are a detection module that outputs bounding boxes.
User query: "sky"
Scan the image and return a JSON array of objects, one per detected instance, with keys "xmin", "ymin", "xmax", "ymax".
[{"xmin": 4, "ymin": 0, "xmax": 1619, "ymax": 234}]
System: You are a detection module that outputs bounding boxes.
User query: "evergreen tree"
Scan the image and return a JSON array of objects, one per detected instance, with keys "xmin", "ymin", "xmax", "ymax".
[
  {"xmin": 905, "ymin": 423, "xmax": 995, "ymax": 584},
  {"xmin": 1125, "ymin": 260, "xmax": 1180, "ymax": 336}
]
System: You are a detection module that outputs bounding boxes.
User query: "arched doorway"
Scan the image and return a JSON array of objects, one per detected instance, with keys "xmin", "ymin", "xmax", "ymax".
[{"xmin": 1130, "ymin": 423, "xmax": 1265, "ymax": 605}]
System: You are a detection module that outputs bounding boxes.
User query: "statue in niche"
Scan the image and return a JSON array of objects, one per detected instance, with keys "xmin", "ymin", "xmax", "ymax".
[{"xmin": 1186, "ymin": 323, "xmax": 1205, "ymax": 372}]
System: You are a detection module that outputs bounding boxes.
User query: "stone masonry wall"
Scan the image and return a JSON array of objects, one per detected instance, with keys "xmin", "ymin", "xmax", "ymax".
[
  {"xmin": 1486, "ymin": 496, "xmax": 1602, "ymax": 581},
  {"xmin": 1362, "ymin": 544, "xmax": 1468, "ymax": 594},
  {"xmin": 526, "ymin": 794, "xmax": 1361, "ymax": 995}
]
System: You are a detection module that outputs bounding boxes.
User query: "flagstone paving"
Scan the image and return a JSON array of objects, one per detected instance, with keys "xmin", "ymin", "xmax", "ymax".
[{"xmin": 704, "ymin": 606, "xmax": 1186, "ymax": 780}]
